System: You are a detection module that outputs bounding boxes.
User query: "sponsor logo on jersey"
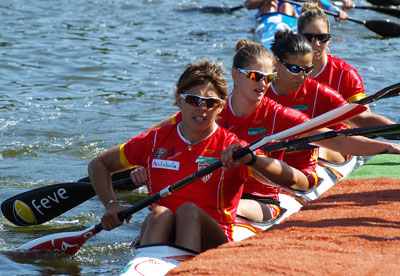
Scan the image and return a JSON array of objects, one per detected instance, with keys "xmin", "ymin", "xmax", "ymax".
[
  {"xmin": 195, "ymin": 156, "xmax": 219, "ymax": 183},
  {"xmin": 154, "ymin": 148, "xmax": 167, "ymax": 158},
  {"xmin": 248, "ymin": 127, "xmax": 266, "ymax": 136},
  {"xmin": 167, "ymin": 148, "xmax": 182, "ymax": 159},
  {"xmin": 152, "ymin": 159, "xmax": 179, "ymax": 170},
  {"xmin": 291, "ymin": 104, "xmax": 308, "ymax": 112}
]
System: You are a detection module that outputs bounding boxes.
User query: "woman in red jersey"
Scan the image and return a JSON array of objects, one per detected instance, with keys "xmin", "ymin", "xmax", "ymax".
[
  {"xmin": 298, "ymin": 1, "xmax": 394, "ymax": 127},
  {"xmin": 88, "ymin": 60, "xmax": 304, "ymax": 253}
]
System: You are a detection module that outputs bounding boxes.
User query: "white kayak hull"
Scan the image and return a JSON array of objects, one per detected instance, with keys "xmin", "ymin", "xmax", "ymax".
[{"xmin": 120, "ymin": 243, "xmax": 197, "ymax": 276}]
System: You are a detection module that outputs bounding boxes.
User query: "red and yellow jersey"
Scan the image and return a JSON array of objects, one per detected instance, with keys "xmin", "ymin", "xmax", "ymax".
[
  {"xmin": 313, "ymin": 54, "xmax": 366, "ymax": 103},
  {"xmin": 172, "ymin": 96, "xmax": 314, "ymax": 196},
  {"xmin": 265, "ymin": 78, "xmax": 349, "ymax": 187},
  {"xmin": 120, "ymin": 123, "xmax": 254, "ymax": 241}
]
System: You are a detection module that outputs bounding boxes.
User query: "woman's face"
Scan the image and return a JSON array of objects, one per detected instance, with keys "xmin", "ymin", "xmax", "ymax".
[
  {"xmin": 232, "ymin": 58, "xmax": 274, "ymax": 103},
  {"xmin": 301, "ymin": 19, "xmax": 330, "ymax": 62},
  {"xmin": 275, "ymin": 52, "xmax": 314, "ymax": 91},
  {"xmin": 177, "ymin": 82, "xmax": 224, "ymax": 134}
]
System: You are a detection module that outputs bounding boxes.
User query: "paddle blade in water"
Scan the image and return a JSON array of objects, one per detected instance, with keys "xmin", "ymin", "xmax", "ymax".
[
  {"xmin": 17, "ymin": 225, "xmax": 100, "ymax": 256},
  {"xmin": 365, "ymin": 20, "xmax": 400, "ymax": 37},
  {"xmin": 366, "ymin": 0, "xmax": 400, "ymax": 6}
]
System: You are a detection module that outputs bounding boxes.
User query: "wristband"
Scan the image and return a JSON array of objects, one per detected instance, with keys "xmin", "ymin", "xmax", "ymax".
[
  {"xmin": 246, "ymin": 151, "xmax": 257, "ymax": 166},
  {"xmin": 106, "ymin": 199, "xmax": 118, "ymax": 210}
]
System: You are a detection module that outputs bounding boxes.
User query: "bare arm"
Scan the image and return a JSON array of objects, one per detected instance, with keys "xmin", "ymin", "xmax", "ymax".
[
  {"xmin": 221, "ymin": 142, "xmax": 309, "ymax": 190},
  {"xmin": 345, "ymin": 110, "xmax": 396, "ymax": 128},
  {"xmin": 312, "ymin": 128, "xmax": 400, "ymax": 156},
  {"xmin": 88, "ymin": 145, "xmax": 130, "ymax": 230}
]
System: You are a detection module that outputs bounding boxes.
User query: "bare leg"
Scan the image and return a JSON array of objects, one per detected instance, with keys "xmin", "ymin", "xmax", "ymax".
[
  {"xmin": 237, "ymin": 199, "xmax": 273, "ymax": 221},
  {"xmin": 175, "ymin": 202, "xmax": 227, "ymax": 252},
  {"xmin": 319, "ymin": 147, "xmax": 346, "ymax": 164},
  {"xmin": 139, "ymin": 206, "xmax": 175, "ymax": 245},
  {"xmin": 279, "ymin": 3, "xmax": 299, "ymax": 17}
]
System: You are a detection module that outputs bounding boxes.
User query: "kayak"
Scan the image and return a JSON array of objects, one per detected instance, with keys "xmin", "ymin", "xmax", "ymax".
[
  {"xmin": 255, "ymin": 11, "xmax": 298, "ymax": 50},
  {"xmin": 120, "ymin": 243, "xmax": 197, "ymax": 276},
  {"xmin": 119, "ymin": 157, "xmax": 359, "ymax": 275}
]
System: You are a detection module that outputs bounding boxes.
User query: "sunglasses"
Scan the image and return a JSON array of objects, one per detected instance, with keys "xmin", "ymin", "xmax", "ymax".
[
  {"xmin": 236, "ymin": 68, "xmax": 276, "ymax": 83},
  {"xmin": 275, "ymin": 56, "xmax": 314, "ymax": 76},
  {"xmin": 179, "ymin": 94, "xmax": 225, "ymax": 108},
  {"xmin": 301, "ymin": 33, "xmax": 331, "ymax": 43}
]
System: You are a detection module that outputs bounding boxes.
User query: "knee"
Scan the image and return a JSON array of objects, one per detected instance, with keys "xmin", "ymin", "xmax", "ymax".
[
  {"xmin": 152, "ymin": 205, "xmax": 174, "ymax": 220},
  {"xmin": 176, "ymin": 202, "xmax": 201, "ymax": 220}
]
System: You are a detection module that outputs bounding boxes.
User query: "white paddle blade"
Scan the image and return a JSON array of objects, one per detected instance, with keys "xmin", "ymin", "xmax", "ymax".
[{"xmin": 17, "ymin": 226, "xmax": 99, "ymax": 256}]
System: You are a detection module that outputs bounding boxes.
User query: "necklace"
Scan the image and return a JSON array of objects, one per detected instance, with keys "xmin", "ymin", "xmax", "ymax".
[{"xmin": 179, "ymin": 123, "xmax": 194, "ymax": 151}]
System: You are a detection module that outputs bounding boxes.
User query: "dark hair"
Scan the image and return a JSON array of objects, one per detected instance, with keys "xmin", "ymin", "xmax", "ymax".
[
  {"xmin": 270, "ymin": 29, "xmax": 313, "ymax": 60},
  {"xmin": 175, "ymin": 59, "xmax": 228, "ymax": 102},
  {"xmin": 298, "ymin": 0, "xmax": 330, "ymax": 33},
  {"xmin": 233, "ymin": 39, "xmax": 273, "ymax": 69}
]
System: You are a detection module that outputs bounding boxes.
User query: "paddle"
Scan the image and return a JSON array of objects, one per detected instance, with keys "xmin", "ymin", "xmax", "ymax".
[
  {"xmin": 366, "ymin": 0, "xmax": 400, "ymax": 6},
  {"xmin": 198, "ymin": 5, "xmax": 244, "ymax": 14},
  {"xmin": 1, "ymin": 168, "xmax": 138, "ymax": 226},
  {"xmin": 15, "ymin": 103, "xmax": 368, "ymax": 254},
  {"xmin": 283, "ymin": 0, "xmax": 400, "ymax": 37},
  {"xmin": 19, "ymin": 120, "xmax": 400, "ymax": 256},
  {"xmin": 334, "ymin": 1, "xmax": 400, "ymax": 18}
]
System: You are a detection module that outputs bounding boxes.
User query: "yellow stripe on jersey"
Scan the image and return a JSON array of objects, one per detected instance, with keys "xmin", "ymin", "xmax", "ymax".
[
  {"xmin": 119, "ymin": 143, "xmax": 133, "ymax": 169},
  {"xmin": 219, "ymin": 173, "xmax": 234, "ymax": 226},
  {"xmin": 171, "ymin": 114, "xmax": 177, "ymax": 125},
  {"xmin": 346, "ymin": 93, "xmax": 365, "ymax": 103},
  {"xmin": 246, "ymin": 153, "xmax": 266, "ymax": 179}
]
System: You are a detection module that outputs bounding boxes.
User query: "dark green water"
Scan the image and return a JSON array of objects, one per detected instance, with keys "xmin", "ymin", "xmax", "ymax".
[{"xmin": 0, "ymin": 0, "xmax": 399, "ymax": 274}]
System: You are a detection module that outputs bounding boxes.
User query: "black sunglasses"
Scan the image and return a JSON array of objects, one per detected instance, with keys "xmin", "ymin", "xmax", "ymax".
[
  {"xmin": 301, "ymin": 33, "xmax": 331, "ymax": 43},
  {"xmin": 275, "ymin": 56, "xmax": 314, "ymax": 75},
  {"xmin": 179, "ymin": 94, "xmax": 224, "ymax": 108}
]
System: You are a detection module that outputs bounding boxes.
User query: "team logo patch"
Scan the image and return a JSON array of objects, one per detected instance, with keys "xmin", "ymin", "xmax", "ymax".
[
  {"xmin": 154, "ymin": 148, "xmax": 167, "ymax": 159},
  {"xmin": 291, "ymin": 104, "xmax": 308, "ymax": 111},
  {"xmin": 196, "ymin": 156, "xmax": 219, "ymax": 183},
  {"xmin": 248, "ymin": 127, "xmax": 266, "ymax": 136},
  {"xmin": 13, "ymin": 200, "xmax": 36, "ymax": 225},
  {"xmin": 152, "ymin": 159, "xmax": 179, "ymax": 170}
]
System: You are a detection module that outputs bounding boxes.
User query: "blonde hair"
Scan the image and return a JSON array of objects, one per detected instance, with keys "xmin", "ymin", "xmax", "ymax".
[
  {"xmin": 233, "ymin": 39, "xmax": 273, "ymax": 69},
  {"xmin": 298, "ymin": 0, "xmax": 330, "ymax": 33}
]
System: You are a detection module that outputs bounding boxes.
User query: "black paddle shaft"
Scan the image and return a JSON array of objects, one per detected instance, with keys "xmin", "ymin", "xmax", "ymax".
[{"xmin": 367, "ymin": 0, "xmax": 400, "ymax": 6}]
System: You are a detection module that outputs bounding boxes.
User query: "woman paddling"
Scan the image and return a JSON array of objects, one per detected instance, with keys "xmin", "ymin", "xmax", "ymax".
[
  {"xmin": 245, "ymin": 0, "xmax": 351, "ymax": 20},
  {"xmin": 138, "ymin": 41, "xmax": 400, "ymax": 223},
  {"xmin": 88, "ymin": 60, "xmax": 305, "ymax": 253},
  {"xmin": 298, "ymin": 1, "xmax": 395, "ymax": 127}
]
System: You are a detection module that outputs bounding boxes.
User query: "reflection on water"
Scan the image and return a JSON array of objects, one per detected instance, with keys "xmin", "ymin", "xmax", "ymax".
[{"xmin": 0, "ymin": 0, "xmax": 399, "ymax": 274}]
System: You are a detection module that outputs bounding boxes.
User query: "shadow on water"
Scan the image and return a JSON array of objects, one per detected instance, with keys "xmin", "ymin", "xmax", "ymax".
[{"xmin": 0, "ymin": 250, "xmax": 82, "ymax": 275}]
